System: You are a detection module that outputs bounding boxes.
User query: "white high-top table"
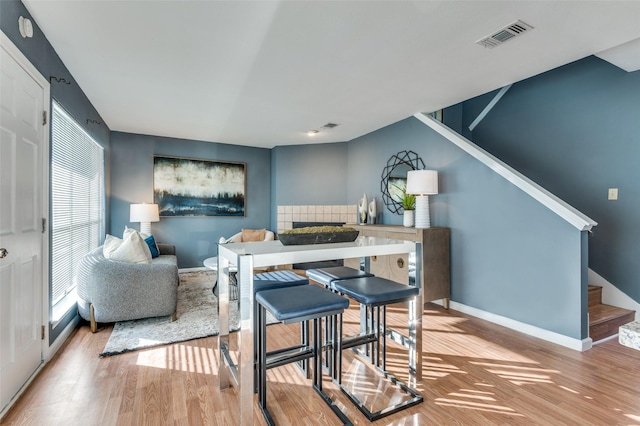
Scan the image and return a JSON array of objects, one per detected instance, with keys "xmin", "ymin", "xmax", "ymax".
[{"xmin": 217, "ymin": 237, "xmax": 422, "ymax": 425}]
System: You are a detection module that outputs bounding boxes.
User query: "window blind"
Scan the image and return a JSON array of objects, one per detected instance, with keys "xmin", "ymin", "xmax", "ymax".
[{"xmin": 51, "ymin": 101, "xmax": 104, "ymax": 308}]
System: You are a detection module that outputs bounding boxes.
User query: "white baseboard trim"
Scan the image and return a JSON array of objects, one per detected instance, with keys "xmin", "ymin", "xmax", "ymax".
[
  {"xmin": 588, "ymin": 268, "xmax": 639, "ymax": 321},
  {"xmin": 179, "ymin": 266, "xmax": 207, "ymax": 273},
  {"xmin": 438, "ymin": 300, "xmax": 593, "ymax": 352}
]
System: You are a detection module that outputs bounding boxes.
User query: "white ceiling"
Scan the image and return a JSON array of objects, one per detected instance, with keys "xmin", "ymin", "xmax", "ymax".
[{"xmin": 22, "ymin": 1, "xmax": 640, "ymax": 149}]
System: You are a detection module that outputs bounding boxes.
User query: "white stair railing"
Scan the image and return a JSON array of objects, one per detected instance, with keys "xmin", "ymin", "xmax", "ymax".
[{"xmin": 414, "ymin": 112, "xmax": 597, "ymax": 232}]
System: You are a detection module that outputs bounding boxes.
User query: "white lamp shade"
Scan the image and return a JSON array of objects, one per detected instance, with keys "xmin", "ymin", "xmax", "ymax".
[
  {"xmin": 130, "ymin": 203, "xmax": 160, "ymax": 223},
  {"xmin": 406, "ymin": 170, "xmax": 438, "ymax": 195}
]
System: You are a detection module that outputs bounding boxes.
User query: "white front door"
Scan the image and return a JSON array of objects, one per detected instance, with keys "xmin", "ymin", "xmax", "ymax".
[{"xmin": 0, "ymin": 33, "xmax": 48, "ymax": 412}]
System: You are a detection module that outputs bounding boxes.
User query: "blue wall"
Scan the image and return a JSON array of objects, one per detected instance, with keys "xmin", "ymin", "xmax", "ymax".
[
  {"xmin": 347, "ymin": 121, "xmax": 430, "ymax": 226},
  {"xmin": 271, "ymin": 142, "xmax": 348, "ymax": 205},
  {"xmin": 110, "ymin": 132, "xmax": 271, "ymax": 268},
  {"xmin": 357, "ymin": 118, "xmax": 586, "ymax": 338},
  {"xmin": 270, "ymin": 143, "xmax": 349, "ymax": 228},
  {"xmin": 457, "ymin": 56, "xmax": 640, "ymax": 303},
  {"xmin": 272, "ymin": 117, "xmax": 587, "ymax": 339}
]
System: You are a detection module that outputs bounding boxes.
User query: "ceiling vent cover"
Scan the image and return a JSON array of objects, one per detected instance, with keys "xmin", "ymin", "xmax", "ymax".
[{"xmin": 476, "ymin": 20, "xmax": 533, "ymax": 48}]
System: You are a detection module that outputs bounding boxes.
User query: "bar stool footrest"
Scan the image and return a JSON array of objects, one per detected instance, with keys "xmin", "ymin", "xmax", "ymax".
[
  {"xmin": 313, "ymin": 384, "xmax": 354, "ymax": 426},
  {"xmin": 266, "ymin": 346, "xmax": 314, "ymax": 370},
  {"xmin": 339, "ymin": 366, "xmax": 423, "ymax": 422},
  {"xmin": 341, "ymin": 332, "xmax": 377, "ymax": 351},
  {"xmin": 387, "ymin": 328, "xmax": 412, "ymax": 349},
  {"xmin": 259, "ymin": 401, "xmax": 277, "ymax": 426},
  {"xmin": 220, "ymin": 342, "xmax": 239, "ymax": 386}
]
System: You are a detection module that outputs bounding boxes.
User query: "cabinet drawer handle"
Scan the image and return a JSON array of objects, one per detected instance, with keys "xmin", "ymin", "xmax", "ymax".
[
  {"xmin": 397, "ymin": 258, "xmax": 405, "ymax": 268},
  {"xmin": 371, "ymin": 256, "xmax": 377, "ymax": 262}
]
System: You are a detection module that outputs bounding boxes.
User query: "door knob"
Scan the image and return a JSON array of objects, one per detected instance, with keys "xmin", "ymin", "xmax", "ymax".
[{"xmin": 0, "ymin": 248, "xmax": 8, "ymax": 259}]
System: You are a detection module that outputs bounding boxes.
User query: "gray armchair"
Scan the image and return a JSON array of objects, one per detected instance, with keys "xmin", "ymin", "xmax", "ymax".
[{"xmin": 76, "ymin": 243, "xmax": 179, "ymax": 332}]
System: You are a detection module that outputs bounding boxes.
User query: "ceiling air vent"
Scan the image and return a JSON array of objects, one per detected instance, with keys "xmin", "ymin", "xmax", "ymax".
[{"xmin": 476, "ymin": 20, "xmax": 533, "ymax": 49}]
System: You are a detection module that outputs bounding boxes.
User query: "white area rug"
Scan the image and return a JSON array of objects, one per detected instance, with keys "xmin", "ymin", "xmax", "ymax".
[{"xmin": 100, "ymin": 270, "xmax": 273, "ymax": 357}]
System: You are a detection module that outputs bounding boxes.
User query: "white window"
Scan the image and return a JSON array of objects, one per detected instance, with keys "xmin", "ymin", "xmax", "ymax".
[{"xmin": 50, "ymin": 101, "xmax": 104, "ymax": 323}]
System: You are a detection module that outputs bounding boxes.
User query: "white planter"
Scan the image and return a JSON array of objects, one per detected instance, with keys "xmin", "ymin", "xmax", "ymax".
[{"xmin": 403, "ymin": 210, "xmax": 414, "ymax": 227}]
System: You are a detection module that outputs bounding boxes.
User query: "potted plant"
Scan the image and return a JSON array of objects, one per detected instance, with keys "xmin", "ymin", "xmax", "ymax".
[
  {"xmin": 401, "ymin": 193, "xmax": 415, "ymax": 227},
  {"xmin": 396, "ymin": 185, "xmax": 415, "ymax": 227}
]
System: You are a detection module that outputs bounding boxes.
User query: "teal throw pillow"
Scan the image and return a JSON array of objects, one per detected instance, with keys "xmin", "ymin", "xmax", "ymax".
[{"xmin": 144, "ymin": 235, "xmax": 160, "ymax": 258}]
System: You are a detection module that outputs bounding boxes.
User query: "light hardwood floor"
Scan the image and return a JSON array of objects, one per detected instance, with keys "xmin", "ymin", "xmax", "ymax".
[{"xmin": 2, "ymin": 301, "xmax": 640, "ymax": 425}]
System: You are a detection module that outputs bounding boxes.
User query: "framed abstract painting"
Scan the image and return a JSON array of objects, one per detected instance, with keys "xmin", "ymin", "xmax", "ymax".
[{"xmin": 153, "ymin": 156, "xmax": 246, "ymax": 217}]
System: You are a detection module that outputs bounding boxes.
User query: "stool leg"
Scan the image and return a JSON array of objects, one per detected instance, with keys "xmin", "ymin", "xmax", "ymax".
[
  {"xmin": 299, "ymin": 320, "xmax": 310, "ymax": 378},
  {"xmin": 328, "ymin": 314, "xmax": 335, "ymax": 376},
  {"xmin": 370, "ymin": 306, "xmax": 376, "ymax": 367},
  {"xmin": 359, "ymin": 303, "xmax": 367, "ymax": 356},
  {"xmin": 314, "ymin": 317, "xmax": 321, "ymax": 391},
  {"xmin": 382, "ymin": 305, "xmax": 387, "ymax": 371},
  {"xmin": 371, "ymin": 306, "xmax": 380, "ymax": 367},
  {"xmin": 336, "ymin": 313, "xmax": 343, "ymax": 385},
  {"xmin": 323, "ymin": 315, "xmax": 330, "ymax": 370},
  {"xmin": 315, "ymin": 313, "xmax": 353, "ymax": 426},
  {"xmin": 254, "ymin": 301, "xmax": 259, "ymax": 393},
  {"xmin": 259, "ymin": 305, "xmax": 267, "ymax": 410},
  {"xmin": 367, "ymin": 305, "xmax": 373, "ymax": 359},
  {"xmin": 322, "ymin": 284, "xmax": 333, "ymax": 373}
]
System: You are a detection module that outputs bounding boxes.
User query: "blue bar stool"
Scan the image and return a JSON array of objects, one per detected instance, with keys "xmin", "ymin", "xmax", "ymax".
[
  {"xmin": 256, "ymin": 285, "xmax": 352, "ymax": 426},
  {"xmin": 306, "ymin": 266, "xmax": 374, "ymax": 373},
  {"xmin": 332, "ymin": 276, "xmax": 423, "ymax": 421},
  {"xmin": 252, "ymin": 270, "xmax": 309, "ymax": 389},
  {"xmin": 254, "ymin": 270, "xmax": 309, "ymax": 289},
  {"xmin": 306, "ymin": 266, "xmax": 373, "ymax": 289}
]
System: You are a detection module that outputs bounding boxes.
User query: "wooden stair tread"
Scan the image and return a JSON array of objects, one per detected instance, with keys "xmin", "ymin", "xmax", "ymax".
[
  {"xmin": 589, "ymin": 302, "xmax": 636, "ymax": 342},
  {"xmin": 589, "ymin": 303, "xmax": 635, "ymax": 325}
]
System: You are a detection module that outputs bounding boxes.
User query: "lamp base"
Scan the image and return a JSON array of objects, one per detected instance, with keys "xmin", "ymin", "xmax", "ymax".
[
  {"xmin": 140, "ymin": 222, "xmax": 151, "ymax": 235},
  {"xmin": 414, "ymin": 196, "xmax": 431, "ymax": 228}
]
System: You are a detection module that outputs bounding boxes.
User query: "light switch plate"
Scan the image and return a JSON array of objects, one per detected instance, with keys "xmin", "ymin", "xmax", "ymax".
[{"xmin": 608, "ymin": 188, "xmax": 618, "ymax": 200}]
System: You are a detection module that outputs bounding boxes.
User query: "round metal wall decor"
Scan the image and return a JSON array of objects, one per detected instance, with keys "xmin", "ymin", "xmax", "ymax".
[{"xmin": 380, "ymin": 150, "xmax": 425, "ymax": 214}]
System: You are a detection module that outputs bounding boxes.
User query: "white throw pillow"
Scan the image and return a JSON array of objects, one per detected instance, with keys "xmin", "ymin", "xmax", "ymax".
[
  {"xmin": 105, "ymin": 230, "xmax": 152, "ymax": 264},
  {"xmin": 123, "ymin": 226, "xmax": 153, "ymax": 260},
  {"xmin": 124, "ymin": 225, "xmax": 149, "ymax": 239},
  {"xmin": 103, "ymin": 234, "xmax": 123, "ymax": 258}
]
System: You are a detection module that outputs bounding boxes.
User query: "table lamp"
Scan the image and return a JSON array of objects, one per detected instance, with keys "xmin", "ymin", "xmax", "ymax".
[
  {"xmin": 130, "ymin": 203, "xmax": 159, "ymax": 234},
  {"xmin": 406, "ymin": 170, "xmax": 438, "ymax": 228}
]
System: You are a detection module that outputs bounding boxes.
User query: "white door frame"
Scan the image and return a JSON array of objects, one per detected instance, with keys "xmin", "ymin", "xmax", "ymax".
[{"xmin": 0, "ymin": 29, "xmax": 50, "ymax": 415}]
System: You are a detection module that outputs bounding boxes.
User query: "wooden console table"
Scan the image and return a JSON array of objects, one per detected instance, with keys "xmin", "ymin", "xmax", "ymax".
[{"xmin": 344, "ymin": 224, "xmax": 450, "ymax": 309}]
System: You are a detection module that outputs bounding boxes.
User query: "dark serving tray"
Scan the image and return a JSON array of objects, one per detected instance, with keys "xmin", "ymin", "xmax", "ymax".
[{"xmin": 278, "ymin": 230, "xmax": 359, "ymax": 246}]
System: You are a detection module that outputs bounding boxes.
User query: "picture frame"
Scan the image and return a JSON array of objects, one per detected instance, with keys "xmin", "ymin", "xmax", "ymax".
[{"xmin": 153, "ymin": 155, "xmax": 246, "ymax": 217}]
